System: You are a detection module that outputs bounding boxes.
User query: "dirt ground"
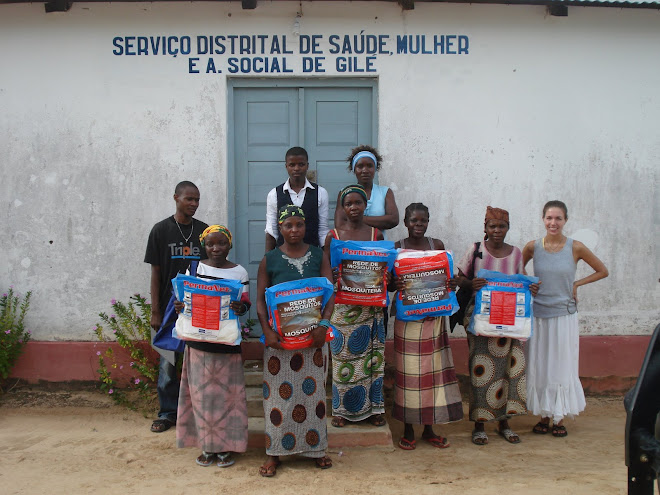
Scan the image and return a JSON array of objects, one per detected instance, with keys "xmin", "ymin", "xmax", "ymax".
[{"xmin": 0, "ymin": 386, "xmax": 629, "ymax": 495}]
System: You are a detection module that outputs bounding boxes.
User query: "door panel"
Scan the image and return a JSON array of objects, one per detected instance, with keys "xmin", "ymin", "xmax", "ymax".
[
  {"xmin": 234, "ymin": 88, "xmax": 299, "ymax": 312},
  {"xmin": 232, "ymin": 84, "xmax": 374, "ymax": 333},
  {"xmin": 305, "ymin": 87, "xmax": 373, "ymax": 224}
]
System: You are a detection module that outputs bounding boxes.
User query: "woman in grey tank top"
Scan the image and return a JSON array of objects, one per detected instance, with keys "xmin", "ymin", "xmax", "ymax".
[{"xmin": 522, "ymin": 200, "xmax": 608, "ymax": 438}]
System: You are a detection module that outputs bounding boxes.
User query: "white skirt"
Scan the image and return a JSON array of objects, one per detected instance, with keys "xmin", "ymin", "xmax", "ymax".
[{"xmin": 525, "ymin": 313, "xmax": 586, "ymax": 422}]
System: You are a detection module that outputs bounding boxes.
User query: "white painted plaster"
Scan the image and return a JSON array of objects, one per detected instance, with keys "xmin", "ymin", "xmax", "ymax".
[
  {"xmin": 0, "ymin": 2, "xmax": 658, "ymax": 340},
  {"xmin": 571, "ymin": 229, "xmax": 599, "ymax": 251}
]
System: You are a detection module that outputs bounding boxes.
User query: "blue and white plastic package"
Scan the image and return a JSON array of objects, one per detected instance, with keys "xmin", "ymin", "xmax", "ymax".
[
  {"xmin": 394, "ymin": 249, "xmax": 459, "ymax": 321},
  {"xmin": 263, "ymin": 277, "xmax": 335, "ymax": 350},
  {"xmin": 467, "ymin": 269, "xmax": 539, "ymax": 339},
  {"xmin": 171, "ymin": 274, "xmax": 244, "ymax": 344},
  {"xmin": 330, "ymin": 239, "xmax": 397, "ymax": 307}
]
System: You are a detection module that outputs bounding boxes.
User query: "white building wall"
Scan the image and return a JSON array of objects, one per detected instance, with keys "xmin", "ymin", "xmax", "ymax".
[{"xmin": 0, "ymin": 2, "xmax": 658, "ymax": 340}]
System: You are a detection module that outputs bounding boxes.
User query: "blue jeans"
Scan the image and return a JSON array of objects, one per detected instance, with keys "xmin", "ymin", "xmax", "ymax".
[{"xmin": 157, "ymin": 355, "xmax": 180, "ymax": 423}]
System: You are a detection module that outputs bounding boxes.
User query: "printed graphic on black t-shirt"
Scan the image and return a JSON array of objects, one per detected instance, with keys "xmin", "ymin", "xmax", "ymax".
[
  {"xmin": 144, "ymin": 216, "xmax": 208, "ymax": 313},
  {"xmin": 167, "ymin": 241, "xmax": 203, "ymax": 260}
]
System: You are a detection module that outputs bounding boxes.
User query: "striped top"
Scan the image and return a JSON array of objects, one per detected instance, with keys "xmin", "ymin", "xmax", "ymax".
[{"xmin": 456, "ymin": 242, "xmax": 524, "ymax": 280}]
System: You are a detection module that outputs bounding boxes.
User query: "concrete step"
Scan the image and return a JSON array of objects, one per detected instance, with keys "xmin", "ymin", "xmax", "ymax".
[
  {"xmin": 247, "ymin": 416, "xmax": 393, "ymax": 449},
  {"xmin": 243, "ymin": 360, "xmax": 263, "ymax": 387},
  {"xmin": 246, "ymin": 386, "xmax": 265, "ymax": 418}
]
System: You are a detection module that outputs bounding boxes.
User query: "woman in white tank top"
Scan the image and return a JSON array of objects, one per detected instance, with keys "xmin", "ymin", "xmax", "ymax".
[{"xmin": 522, "ymin": 201, "xmax": 608, "ymax": 438}]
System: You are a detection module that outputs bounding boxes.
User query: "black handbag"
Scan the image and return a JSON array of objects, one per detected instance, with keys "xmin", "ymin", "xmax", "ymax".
[{"xmin": 449, "ymin": 242, "xmax": 481, "ymax": 331}]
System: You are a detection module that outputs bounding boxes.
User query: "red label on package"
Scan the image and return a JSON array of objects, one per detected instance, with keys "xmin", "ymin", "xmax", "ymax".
[
  {"xmin": 191, "ymin": 293, "xmax": 220, "ymax": 330},
  {"xmin": 489, "ymin": 291, "xmax": 516, "ymax": 326}
]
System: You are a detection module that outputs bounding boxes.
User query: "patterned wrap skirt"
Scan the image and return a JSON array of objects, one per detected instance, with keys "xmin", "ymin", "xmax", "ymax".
[
  {"xmin": 330, "ymin": 304, "xmax": 386, "ymax": 422},
  {"xmin": 468, "ymin": 334, "xmax": 527, "ymax": 422},
  {"xmin": 176, "ymin": 347, "xmax": 248, "ymax": 453},
  {"xmin": 263, "ymin": 345, "xmax": 329, "ymax": 458},
  {"xmin": 393, "ymin": 317, "xmax": 463, "ymax": 425}
]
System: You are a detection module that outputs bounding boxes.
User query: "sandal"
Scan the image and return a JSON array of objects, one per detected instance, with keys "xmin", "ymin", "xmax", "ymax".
[
  {"xmin": 532, "ymin": 421, "xmax": 550, "ymax": 434},
  {"xmin": 552, "ymin": 425, "xmax": 568, "ymax": 438},
  {"xmin": 497, "ymin": 428, "xmax": 521, "ymax": 444},
  {"xmin": 331, "ymin": 416, "xmax": 347, "ymax": 428},
  {"xmin": 422, "ymin": 435, "xmax": 450, "ymax": 449},
  {"xmin": 398, "ymin": 437, "xmax": 416, "ymax": 450},
  {"xmin": 217, "ymin": 452, "xmax": 235, "ymax": 468},
  {"xmin": 471, "ymin": 430, "xmax": 489, "ymax": 445},
  {"xmin": 259, "ymin": 459, "xmax": 281, "ymax": 477},
  {"xmin": 368, "ymin": 414, "xmax": 386, "ymax": 427},
  {"xmin": 150, "ymin": 418, "xmax": 175, "ymax": 433},
  {"xmin": 196, "ymin": 452, "xmax": 217, "ymax": 467},
  {"xmin": 315, "ymin": 456, "xmax": 333, "ymax": 469}
]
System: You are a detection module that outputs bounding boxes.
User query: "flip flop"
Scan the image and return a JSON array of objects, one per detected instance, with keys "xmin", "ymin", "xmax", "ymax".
[
  {"xmin": 398, "ymin": 437, "xmax": 416, "ymax": 450},
  {"xmin": 315, "ymin": 456, "xmax": 333, "ymax": 469},
  {"xmin": 196, "ymin": 452, "xmax": 217, "ymax": 467},
  {"xmin": 151, "ymin": 418, "xmax": 175, "ymax": 433},
  {"xmin": 497, "ymin": 428, "xmax": 521, "ymax": 444},
  {"xmin": 423, "ymin": 435, "xmax": 450, "ymax": 449},
  {"xmin": 217, "ymin": 452, "xmax": 235, "ymax": 468},
  {"xmin": 259, "ymin": 459, "xmax": 281, "ymax": 477},
  {"xmin": 471, "ymin": 430, "xmax": 489, "ymax": 446}
]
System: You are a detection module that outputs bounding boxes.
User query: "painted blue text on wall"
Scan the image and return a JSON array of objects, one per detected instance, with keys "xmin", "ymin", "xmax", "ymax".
[{"xmin": 111, "ymin": 33, "xmax": 470, "ymax": 74}]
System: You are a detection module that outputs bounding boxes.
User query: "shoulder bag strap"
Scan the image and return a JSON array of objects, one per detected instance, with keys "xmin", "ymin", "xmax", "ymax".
[{"xmin": 469, "ymin": 242, "xmax": 481, "ymax": 279}]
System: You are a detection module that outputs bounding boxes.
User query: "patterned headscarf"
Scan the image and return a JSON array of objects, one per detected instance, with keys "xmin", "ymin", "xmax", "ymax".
[
  {"xmin": 278, "ymin": 205, "xmax": 306, "ymax": 224},
  {"xmin": 484, "ymin": 206, "xmax": 509, "ymax": 241},
  {"xmin": 339, "ymin": 184, "xmax": 368, "ymax": 205},
  {"xmin": 200, "ymin": 224, "xmax": 232, "ymax": 248},
  {"xmin": 484, "ymin": 206, "xmax": 510, "ymax": 226}
]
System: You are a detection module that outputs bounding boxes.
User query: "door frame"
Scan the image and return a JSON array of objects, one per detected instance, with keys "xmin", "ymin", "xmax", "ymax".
[{"xmin": 226, "ymin": 77, "xmax": 379, "ymax": 229}]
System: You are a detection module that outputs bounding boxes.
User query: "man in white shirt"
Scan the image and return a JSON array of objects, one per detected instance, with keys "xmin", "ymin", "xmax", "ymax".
[{"xmin": 264, "ymin": 146, "xmax": 329, "ymax": 251}]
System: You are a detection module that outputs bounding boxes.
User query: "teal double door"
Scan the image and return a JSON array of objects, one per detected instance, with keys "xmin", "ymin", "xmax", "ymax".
[{"xmin": 230, "ymin": 81, "xmax": 376, "ymax": 325}]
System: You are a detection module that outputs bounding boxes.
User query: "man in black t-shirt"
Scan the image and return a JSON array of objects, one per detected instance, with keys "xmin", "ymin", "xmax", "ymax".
[{"xmin": 144, "ymin": 181, "xmax": 208, "ymax": 433}]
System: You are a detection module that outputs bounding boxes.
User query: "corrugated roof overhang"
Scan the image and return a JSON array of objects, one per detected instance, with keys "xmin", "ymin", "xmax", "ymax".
[{"xmin": 1, "ymin": 0, "xmax": 659, "ymax": 13}]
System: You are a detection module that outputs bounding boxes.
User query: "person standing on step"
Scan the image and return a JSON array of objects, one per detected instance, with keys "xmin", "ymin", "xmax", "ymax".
[
  {"xmin": 324, "ymin": 185, "xmax": 388, "ymax": 429},
  {"xmin": 265, "ymin": 146, "xmax": 329, "ymax": 252},
  {"xmin": 257, "ymin": 205, "xmax": 335, "ymax": 477},
  {"xmin": 144, "ymin": 181, "xmax": 209, "ymax": 433},
  {"xmin": 333, "ymin": 145, "xmax": 399, "ymax": 236}
]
